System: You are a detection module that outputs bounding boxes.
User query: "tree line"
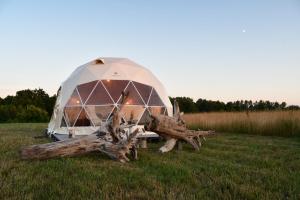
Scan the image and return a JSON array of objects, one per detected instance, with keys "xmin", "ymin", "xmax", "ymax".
[
  {"xmin": 169, "ymin": 97, "xmax": 300, "ymax": 113},
  {"xmin": 0, "ymin": 89, "xmax": 299, "ymax": 123}
]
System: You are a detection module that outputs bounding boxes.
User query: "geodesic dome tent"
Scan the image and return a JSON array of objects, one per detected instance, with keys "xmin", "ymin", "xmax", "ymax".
[{"xmin": 48, "ymin": 57, "xmax": 172, "ymax": 137}]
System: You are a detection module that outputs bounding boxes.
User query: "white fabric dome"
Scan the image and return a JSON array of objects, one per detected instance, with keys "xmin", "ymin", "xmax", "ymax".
[{"xmin": 48, "ymin": 57, "xmax": 172, "ymax": 136}]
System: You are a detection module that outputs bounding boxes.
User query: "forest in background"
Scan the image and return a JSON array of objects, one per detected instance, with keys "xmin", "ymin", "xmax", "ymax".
[{"xmin": 0, "ymin": 89, "xmax": 299, "ymax": 123}]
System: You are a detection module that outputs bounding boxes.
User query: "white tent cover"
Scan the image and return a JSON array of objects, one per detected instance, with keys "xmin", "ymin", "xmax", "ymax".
[{"xmin": 48, "ymin": 57, "xmax": 173, "ymax": 136}]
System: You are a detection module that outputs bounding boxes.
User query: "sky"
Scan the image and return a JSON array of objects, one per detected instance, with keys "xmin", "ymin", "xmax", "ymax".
[{"xmin": 0, "ymin": 0, "xmax": 299, "ymax": 105}]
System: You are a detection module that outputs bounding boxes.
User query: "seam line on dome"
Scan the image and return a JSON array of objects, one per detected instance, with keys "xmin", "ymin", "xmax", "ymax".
[
  {"xmin": 72, "ymin": 107, "xmax": 84, "ymax": 127},
  {"xmin": 147, "ymin": 88, "xmax": 154, "ymax": 105},
  {"xmin": 61, "ymin": 113, "xmax": 69, "ymax": 128},
  {"xmin": 83, "ymin": 104, "xmax": 115, "ymax": 107},
  {"xmin": 132, "ymin": 82, "xmax": 147, "ymax": 105},
  {"xmin": 136, "ymin": 108, "xmax": 147, "ymax": 125},
  {"xmin": 100, "ymin": 80, "xmax": 115, "ymax": 104},
  {"xmin": 63, "ymin": 112, "xmax": 70, "ymax": 127},
  {"xmin": 83, "ymin": 106, "xmax": 95, "ymax": 127},
  {"xmin": 105, "ymin": 106, "xmax": 117, "ymax": 123},
  {"xmin": 115, "ymin": 81, "xmax": 131, "ymax": 104},
  {"xmin": 84, "ymin": 81, "xmax": 101, "ymax": 105},
  {"xmin": 65, "ymin": 105, "xmax": 82, "ymax": 108},
  {"xmin": 76, "ymin": 88, "xmax": 84, "ymax": 105}
]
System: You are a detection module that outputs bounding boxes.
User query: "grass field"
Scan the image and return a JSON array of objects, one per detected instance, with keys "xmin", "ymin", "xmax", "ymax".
[
  {"xmin": 0, "ymin": 123, "xmax": 300, "ymax": 199},
  {"xmin": 184, "ymin": 111, "xmax": 300, "ymax": 137}
]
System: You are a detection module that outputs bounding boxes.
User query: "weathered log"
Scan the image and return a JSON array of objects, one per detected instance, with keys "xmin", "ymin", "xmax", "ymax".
[
  {"xmin": 98, "ymin": 129, "xmax": 139, "ymax": 163},
  {"xmin": 145, "ymin": 100, "xmax": 214, "ymax": 153},
  {"xmin": 21, "ymin": 129, "xmax": 139, "ymax": 162},
  {"xmin": 21, "ymin": 106, "xmax": 139, "ymax": 162},
  {"xmin": 146, "ymin": 115, "xmax": 213, "ymax": 151}
]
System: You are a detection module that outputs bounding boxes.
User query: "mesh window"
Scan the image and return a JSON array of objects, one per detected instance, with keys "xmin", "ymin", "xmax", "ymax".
[
  {"xmin": 77, "ymin": 81, "xmax": 98, "ymax": 104},
  {"xmin": 102, "ymin": 80, "xmax": 129, "ymax": 103},
  {"xmin": 66, "ymin": 89, "xmax": 82, "ymax": 106},
  {"xmin": 119, "ymin": 105, "xmax": 145, "ymax": 124},
  {"xmin": 149, "ymin": 107, "xmax": 166, "ymax": 116},
  {"xmin": 148, "ymin": 89, "xmax": 164, "ymax": 106},
  {"xmin": 85, "ymin": 105, "xmax": 114, "ymax": 126},
  {"xmin": 118, "ymin": 82, "xmax": 144, "ymax": 105},
  {"xmin": 86, "ymin": 82, "xmax": 113, "ymax": 105},
  {"xmin": 138, "ymin": 109, "xmax": 151, "ymax": 125},
  {"xmin": 133, "ymin": 81, "xmax": 152, "ymax": 104},
  {"xmin": 74, "ymin": 108, "xmax": 91, "ymax": 126},
  {"xmin": 64, "ymin": 107, "xmax": 82, "ymax": 127}
]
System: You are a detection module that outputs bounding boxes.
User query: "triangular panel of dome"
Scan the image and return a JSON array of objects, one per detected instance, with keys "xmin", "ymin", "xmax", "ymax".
[
  {"xmin": 66, "ymin": 89, "xmax": 82, "ymax": 106},
  {"xmin": 138, "ymin": 109, "xmax": 151, "ymax": 125},
  {"xmin": 77, "ymin": 80, "xmax": 98, "ymax": 104},
  {"xmin": 102, "ymin": 80, "xmax": 129, "ymax": 103},
  {"xmin": 86, "ymin": 82, "xmax": 114, "ymax": 105},
  {"xmin": 148, "ymin": 107, "xmax": 166, "ymax": 116},
  {"xmin": 118, "ymin": 82, "xmax": 144, "ymax": 105},
  {"xmin": 64, "ymin": 107, "xmax": 82, "ymax": 127},
  {"xmin": 119, "ymin": 105, "xmax": 145, "ymax": 124},
  {"xmin": 85, "ymin": 105, "xmax": 114, "ymax": 126},
  {"xmin": 74, "ymin": 108, "xmax": 92, "ymax": 127},
  {"xmin": 60, "ymin": 116, "xmax": 67, "ymax": 127},
  {"xmin": 148, "ymin": 89, "xmax": 164, "ymax": 106},
  {"xmin": 133, "ymin": 81, "xmax": 152, "ymax": 105}
]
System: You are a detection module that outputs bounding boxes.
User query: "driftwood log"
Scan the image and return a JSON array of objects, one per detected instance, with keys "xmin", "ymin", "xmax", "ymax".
[
  {"xmin": 21, "ymin": 129, "xmax": 138, "ymax": 162},
  {"xmin": 145, "ymin": 100, "xmax": 214, "ymax": 153},
  {"xmin": 21, "ymin": 108, "xmax": 139, "ymax": 163}
]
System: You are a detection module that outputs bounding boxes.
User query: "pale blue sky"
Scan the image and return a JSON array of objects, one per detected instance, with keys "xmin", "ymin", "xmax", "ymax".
[{"xmin": 0, "ymin": 0, "xmax": 299, "ymax": 105}]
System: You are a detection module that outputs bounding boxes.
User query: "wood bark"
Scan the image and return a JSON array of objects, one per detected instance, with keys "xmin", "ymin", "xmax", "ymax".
[
  {"xmin": 21, "ymin": 129, "xmax": 139, "ymax": 162},
  {"xmin": 145, "ymin": 100, "xmax": 214, "ymax": 153},
  {"xmin": 21, "ymin": 107, "xmax": 139, "ymax": 162}
]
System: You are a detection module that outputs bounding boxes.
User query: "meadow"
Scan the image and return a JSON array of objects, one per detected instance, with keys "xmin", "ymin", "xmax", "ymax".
[
  {"xmin": 0, "ymin": 123, "xmax": 300, "ymax": 199},
  {"xmin": 184, "ymin": 111, "xmax": 300, "ymax": 137}
]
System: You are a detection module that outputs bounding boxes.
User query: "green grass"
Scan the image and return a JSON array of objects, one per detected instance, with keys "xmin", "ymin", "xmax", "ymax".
[{"xmin": 0, "ymin": 123, "xmax": 300, "ymax": 199}]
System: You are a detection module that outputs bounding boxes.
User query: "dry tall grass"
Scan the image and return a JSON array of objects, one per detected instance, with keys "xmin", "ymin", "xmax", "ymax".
[{"xmin": 183, "ymin": 111, "xmax": 300, "ymax": 137}]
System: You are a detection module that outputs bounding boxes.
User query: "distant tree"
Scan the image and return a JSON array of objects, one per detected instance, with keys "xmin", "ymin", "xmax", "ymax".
[
  {"xmin": 280, "ymin": 102, "xmax": 287, "ymax": 109},
  {"xmin": 196, "ymin": 99, "xmax": 225, "ymax": 112},
  {"xmin": 0, "ymin": 105, "xmax": 17, "ymax": 122},
  {"xmin": 2, "ymin": 95, "xmax": 15, "ymax": 105},
  {"xmin": 169, "ymin": 97, "xmax": 198, "ymax": 113},
  {"xmin": 14, "ymin": 89, "xmax": 49, "ymax": 110},
  {"xmin": 16, "ymin": 105, "xmax": 49, "ymax": 123},
  {"xmin": 5, "ymin": 88, "xmax": 56, "ymax": 116},
  {"xmin": 274, "ymin": 102, "xmax": 280, "ymax": 110}
]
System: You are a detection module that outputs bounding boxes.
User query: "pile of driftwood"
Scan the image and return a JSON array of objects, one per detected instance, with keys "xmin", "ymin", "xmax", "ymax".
[{"xmin": 21, "ymin": 101, "xmax": 214, "ymax": 163}]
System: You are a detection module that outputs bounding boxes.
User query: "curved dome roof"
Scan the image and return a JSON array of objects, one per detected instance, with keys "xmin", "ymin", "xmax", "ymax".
[{"xmin": 60, "ymin": 57, "xmax": 171, "ymax": 109}]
